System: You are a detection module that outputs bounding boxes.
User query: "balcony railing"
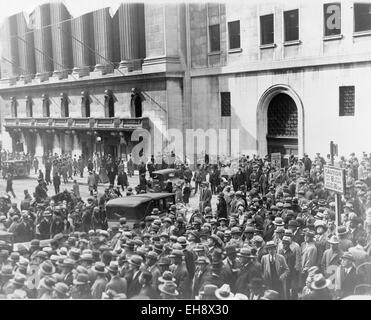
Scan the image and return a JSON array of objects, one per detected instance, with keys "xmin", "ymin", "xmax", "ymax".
[{"xmin": 4, "ymin": 117, "xmax": 150, "ymax": 131}]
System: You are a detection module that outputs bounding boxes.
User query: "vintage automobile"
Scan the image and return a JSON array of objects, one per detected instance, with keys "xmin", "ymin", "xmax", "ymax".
[
  {"xmin": 106, "ymin": 193, "xmax": 175, "ymax": 228},
  {"xmin": 151, "ymin": 169, "xmax": 184, "ymax": 192},
  {"xmin": 3, "ymin": 159, "xmax": 31, "ymax": 178},
  {"xmin": 0, "ymin": 230, "xmax": 14, "ymax": 252}
]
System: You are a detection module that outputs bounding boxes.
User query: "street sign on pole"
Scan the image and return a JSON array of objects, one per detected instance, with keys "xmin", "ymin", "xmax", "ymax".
[
  {"xmin": 323, "ymin": 166, "xmax": 346, "ymax": 194},
  {"xmin": 271, "ymin": 152, "xmax": 281, "ymax": 168},
  {"xmin": 324, "ymin": 165, "xmax": 346, "ymax": 228}
]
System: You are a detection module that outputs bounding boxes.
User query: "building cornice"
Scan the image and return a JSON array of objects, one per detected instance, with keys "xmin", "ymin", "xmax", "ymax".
[
  {"xmin": 190, "ymin": 53, "xmax": 371, "ymax": 78},
  {"xmin": 0, "ymin": 71, "xmax": 184, "ymax": 95}
]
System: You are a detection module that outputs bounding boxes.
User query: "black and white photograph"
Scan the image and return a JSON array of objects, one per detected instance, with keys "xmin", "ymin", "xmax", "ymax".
[{"xmin": 0, "ymin": 0, "xmax": 370, "ymax": 303}]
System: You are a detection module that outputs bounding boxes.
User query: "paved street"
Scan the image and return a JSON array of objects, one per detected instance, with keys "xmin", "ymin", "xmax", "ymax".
[{"xmin": 0, "ymin": 169, "xmax": 216, "ymax": 212}]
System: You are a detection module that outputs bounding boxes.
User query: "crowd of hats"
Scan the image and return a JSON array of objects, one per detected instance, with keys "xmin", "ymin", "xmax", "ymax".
[{"xmin": 0, "ymin": 152, "xmax": 370, "ymax": 300}]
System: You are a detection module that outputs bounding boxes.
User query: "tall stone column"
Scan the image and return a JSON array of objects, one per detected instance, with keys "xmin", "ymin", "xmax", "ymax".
[
  {"xmin": 16, "ymin": 12, "xmax": 35, "ymax": 84},
  {"xmin": 53, "ymin": 133, "xmax": 61, "ymax": 155},
  {"xmin": 64, "ymin": 132, "xmax": 73, "ymax": 154},
  {"xmin": 72, "ymin": 134, "xmax": 82, "ymax": 157},
  {"xmin": 0, "ymin": 15, "xmax": 19, "ymax": 84},
  {"xmin": 113, "ymin": 3, "xmax": 145, "ymax": 74},
  {"xmin": 92, "ymin": 8, "xmax": 113, "ymax": 74},
  {"xmin": 35, "ymin": 132, "xmax": 44, "ymax": 158},
  {"xmin": 142, "ymin": 3, "xmax": 185, "ymax": 73},
  {"xmin": 71, "ymin": 12, "xmax": 93, "ymax": 77},
  {"xmin": 32, "ymin": 3, "xmax": 53, "ymax": 81},
  {"xmin": 50, "ymin": 2, "xmax": 72, "ymax": 79},
  {"xmin": 21, "ymin": 132, "xmax": 28, "ymax": 155}
]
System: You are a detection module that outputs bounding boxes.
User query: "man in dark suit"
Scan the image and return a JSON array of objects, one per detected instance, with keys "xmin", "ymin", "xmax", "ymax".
[
  {"xmin": 191, "ymin": 256, "xmax": 210, "ymax": 298},
  {"xmin": 125, "ymin": 255, "xmax": 143, "ymax": 298},
  {"xmin": 199, "ymin": 182, "xmax": 212, "ymax": 213},
  {"xmin": 235, "ymin": 248, "xmax": 262, "ymax": 296},
  {"xmin": 335, "ymin": 252, "xmax": 360, "ymax": 299},
  {"xmin": 170, "ymin": 250, "xmax": 190, "ymax": 299},
  {"xmin": 221, "ymin": 244, "xmax": 239, "ymax": 293}
]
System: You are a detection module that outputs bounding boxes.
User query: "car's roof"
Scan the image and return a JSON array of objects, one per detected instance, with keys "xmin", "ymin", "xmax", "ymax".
[
  {"xmin": 4, "ymin": 159, "xmax": 27, "ymax": 163},
  {"xmin": 106, "ymin": 193, "xmax": 175, "ymax": 208},
  {"xmin": 152, "ymin": 169, "xmax": 179, "ymax": 175}
]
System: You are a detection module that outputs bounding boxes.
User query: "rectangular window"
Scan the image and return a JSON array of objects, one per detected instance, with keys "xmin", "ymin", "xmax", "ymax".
[
  {"xmin": 324, "ymin": 3, "xmax": 341, "ymax": 36},
  {"xmin": 221, "ymin": 92, "xmax": 231, "ymax": 117},
  {"xmin": 260, "ymin": 14, "xmax": 274, "ymax": 45},
  {"xmin": 209, "ymin": 24, "xmax": 220, "ymax": 52},
  {"xmin": 228, "ymin": 20, "xmax": 240, "ymax": 49},
  {"xmin": 284, "ymin": 9, "xmax": 299, "ymax": 41},
  {"xmin": 354, "ymin": 3, "xmax": 371, "ymax": 32},
  {"xmin": 339, "ymin": 86, "xmax": 355, "ymax": 116}
]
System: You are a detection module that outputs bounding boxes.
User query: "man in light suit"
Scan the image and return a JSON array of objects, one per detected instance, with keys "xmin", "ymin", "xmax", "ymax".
[
  {"xmin": 300, "ymin": 230, "xmax": 317, "ymax": 289},
  {"xmin": 261, "ymin": 241, "xmax": 289, "ymax": 300}
]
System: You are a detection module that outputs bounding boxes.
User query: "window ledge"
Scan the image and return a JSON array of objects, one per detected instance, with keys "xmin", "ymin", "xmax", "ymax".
[
  {"xmin": 228, "ymin": 48, "xmax": 242, "ymax": 54},
  {"xmin": 353, "ymin": 30, "xmax": 371, "ymax": 38},
  {"xmin": 283, "ymin": 40, "xmax": 302, "ymax": 47},
  {"xmin": 208, "ymin": 51, "xmax": 221, "ymax": 56},
  {"xmin": 260, "ymin": 43, "xmax": 277, "ymax": 49},
  {"xmin": 323, "ymin": 34, "xmax": 343, "ymax": 41}
]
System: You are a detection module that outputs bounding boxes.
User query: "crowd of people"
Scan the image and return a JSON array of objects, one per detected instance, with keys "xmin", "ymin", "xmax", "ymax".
[{"xmin": 0, "ymin": 150, "xmax": 370, "ymax": 300}]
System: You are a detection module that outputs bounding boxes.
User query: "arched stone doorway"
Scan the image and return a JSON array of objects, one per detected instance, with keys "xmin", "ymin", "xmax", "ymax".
[
  {"xmin": 267, "ymin": 93, "xmax": 298, "ymax": 155},
  {"xmin": 257, "ymin": 85, "xmax": 304, "ymax": 157}
]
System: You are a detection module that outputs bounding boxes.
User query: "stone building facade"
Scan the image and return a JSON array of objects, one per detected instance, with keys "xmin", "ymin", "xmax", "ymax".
[{"xmin": 0, "ymin": 1, "xmax": 370, "ymax": 163}]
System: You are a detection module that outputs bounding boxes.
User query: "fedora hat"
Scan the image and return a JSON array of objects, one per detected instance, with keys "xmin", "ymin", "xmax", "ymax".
[
  {"xmin": 273, "ymin": 217, "xmax": 284, "ymax": 226},
  {"xmin": 265, "ymin": 241, "xmax": 277, "ymax": 249},
  {"xmin": 0, "ymin": 265, "xmax": 14, "ymax": 278},
  {"xmin": 261, "ymin": 290, "xmax": 280, "ymax": 300},
  {"xmin": 40, "ymin": 260, "xmax": 55, "ymax": 275},
  {"xmin": 92, "ymin": 262, "xmax": 108, "ymax": 274},
  {"xmin": 158, "ymin": 271, "xmax": 176, "ymax": 283},
  {"xmin": 341, "ymin": 252, "xmax": 355, "ymax": 262},
  {"xmin": 39, "ymin": 276, "xmax": 57, "ymax": 291},
  {"xmin": 310, "ymin": 274, "xmax": 331, "ymax": 290},
  {"xmin": 128, "ymin": 255, "xmax": 143, "ymax": 268},
  {"xmin": 215, "ymin": 284, "xmax": 234, "ymax": 300},
  {"xmin": 237, "ymin": 248, "xmax": 255, "ymax": 259},
  {"xmin": 62, "ymin": 258, "xmax": 75, "ymax": 268},
  {"xmin": 224, "ymin": 244, "xmax": 237, "ymax": 256},
  {"xmin": 158, "ymin": 282, "xmax": 179, "ymax": 296},
  {"xmin": 53, "ymin": 282, "xmax": 70, "ymax": 297},
  {"xmin": 169, "ymin": 249, "xmax": 184, "ymax": 258},
  {"xmin": 73, "ymin": 273, "xmax": 90, "ymax": 286},
  {"xmin": 198, "ymin": 284, "xmax": 218, "ymax": 298},
  {"xmin": 106, "ymin": 261, "xmax": 119, "ymax": 274},
  {"xmin": 337, "ymin": 226, "xmax": 348, "ymax": 236},
  {"xmin": 10, "ymin": 273, "xmax": 26, "ymax": 286},
  {"xmin": 328, "ymin": 235, "xmax": 340, "ymax": 245}
]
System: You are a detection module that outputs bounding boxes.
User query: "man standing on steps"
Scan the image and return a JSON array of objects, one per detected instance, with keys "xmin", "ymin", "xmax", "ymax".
[{"xmin": 6, "ymin": 173, "xmax": 16, "ymax": 199}]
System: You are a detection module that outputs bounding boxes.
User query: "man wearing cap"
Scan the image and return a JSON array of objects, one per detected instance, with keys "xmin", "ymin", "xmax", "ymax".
[{"xmin": 337, "ymin": 226, "xmax": 353, "ymax": 252}]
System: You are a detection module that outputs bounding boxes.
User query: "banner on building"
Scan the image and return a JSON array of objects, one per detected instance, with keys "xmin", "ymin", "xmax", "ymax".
[
  {"xmin": 323, "ymin": 165, "xmax": 346, "ymax": 194},
  {"xmin": 271, "ymin": 153, "xmax": 281, "ymax": 168}
]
